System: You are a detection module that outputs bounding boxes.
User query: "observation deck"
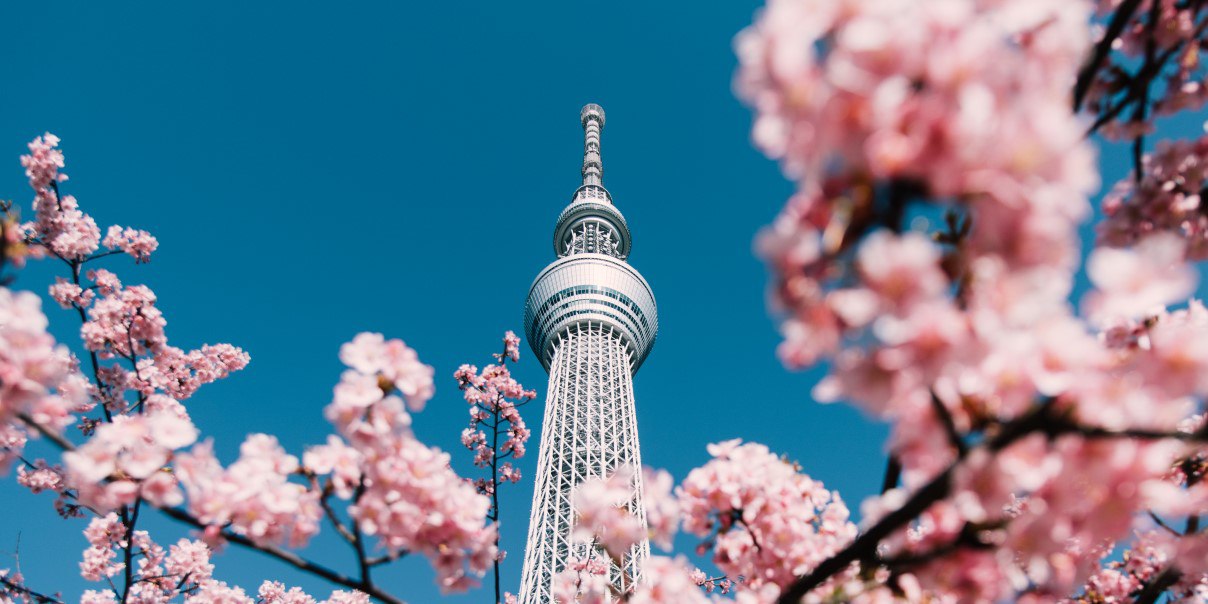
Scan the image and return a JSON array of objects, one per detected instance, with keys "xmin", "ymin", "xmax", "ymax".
[{"xmin": 523, "ymin": 103, "xmax": 658, "ymax": 373}]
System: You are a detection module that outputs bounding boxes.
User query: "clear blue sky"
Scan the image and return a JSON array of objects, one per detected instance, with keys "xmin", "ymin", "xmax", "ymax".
[{"xmin": 0, "ymin": 1, "xmax": 1203, "ymax": 602}]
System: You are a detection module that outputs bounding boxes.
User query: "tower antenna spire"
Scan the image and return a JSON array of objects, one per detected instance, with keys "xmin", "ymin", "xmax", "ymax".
[{"xmin": 580, "ymin": 103, "xmax": 605, "ymax": 187}]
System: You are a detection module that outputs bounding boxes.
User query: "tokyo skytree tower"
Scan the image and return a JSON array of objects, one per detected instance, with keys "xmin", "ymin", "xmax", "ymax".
[{"xmin": 516, "ymin": 104, "xmax": 658, "ymax": 603}]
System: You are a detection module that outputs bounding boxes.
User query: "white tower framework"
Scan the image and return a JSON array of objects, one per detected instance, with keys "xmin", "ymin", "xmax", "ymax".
[{"xmin": 517, "ymin": 104, "xmax": 658, "ymax": 603}]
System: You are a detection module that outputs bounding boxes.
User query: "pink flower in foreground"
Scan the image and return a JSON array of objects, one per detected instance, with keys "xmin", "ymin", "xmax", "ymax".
[
  {"xmin": 351, "ymin": 433, "xmax": 496, "ymax": 592},
  {"xmin": 80, "ymin": 284, "xmax": 166, "ymax": 359},
  {"xmin": 312, "ymin": 333, "xmax": 497, "ymax": 592},
  {"xmin": 573, "ymin": 466, "xmax": 646, "ymax": 558},
  {"xmin": 1084, "ymin": 233, "xmax": 1196, "ymax": 322},
  {"xmin": 643, "ymin": 467, "xmax": 680, "ymax": 551},
  {"xmin": 258, "ymin": 580, "xmax": 370, "ymax": 604},
  {"xmin": 16, "ymin": 459, "xmax": 65, "ymax": 494},
  {"xmin": 551, "ymin": 555, "xmax": 611, "ymax": 604},
  {"xmin": 0, "ymin": 289, "xmax": 91, "ymax": 470},
  {"xmin": 628, "ymin": 557, "xmax": 714, "ymax": 604},
  {"xmin": 134, "ymin": 343, "xmax": 251, "ymax": 400},
  {"xmin": 736, "ymin": 0, "xmax": 1094, "ymax": 205}
]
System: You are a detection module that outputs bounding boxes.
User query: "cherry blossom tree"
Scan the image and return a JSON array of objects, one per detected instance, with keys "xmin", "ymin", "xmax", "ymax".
[
  {"xmin": 4, "ymin": 1, "xmax": 1208, "ymax": 603},
  {"xmin": 455, "ymin": 332, "xmax": 537, "ymax": 603},
  {"xmin": 0, "ymin": 134, "xmax": 536, "ymax": 602}
]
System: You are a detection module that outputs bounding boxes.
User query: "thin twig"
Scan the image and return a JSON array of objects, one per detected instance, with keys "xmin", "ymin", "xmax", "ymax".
[
  {"xmin": 316, "ymin": 482, "xmax": 357, "ymax": 545},
  {"xmin": 0, "ymin": 574, "xmax": 64, "ymax": 604},
  {"xmin": 1147, "ymin": 511, "xmax": 1182, "ymax": 537},
  {"xmin": 929, "ymin": 390, "xmax": 967, "ymax": 457}
]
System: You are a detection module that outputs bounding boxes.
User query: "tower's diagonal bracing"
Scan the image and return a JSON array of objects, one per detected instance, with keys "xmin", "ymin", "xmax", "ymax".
[{"xmin": 518, "ymin": 105, "xmax": 658, "ymax": 604}]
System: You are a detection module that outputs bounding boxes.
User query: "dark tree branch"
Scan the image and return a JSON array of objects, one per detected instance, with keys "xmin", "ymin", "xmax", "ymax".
[
  {"xmin": 880, "ymin": 455, "xmax": 901, "ymax": 494},
  {"xmin": 156, "ymin": 506, "xmax": 404, "ymax": 604},
  {"xmin": 1133, "ymin": 567, "xmax": 1180, "ymax": 604},
  {"xmin": 1074, "ymin": 0, "xmax": 1143, "ymax": 110}
]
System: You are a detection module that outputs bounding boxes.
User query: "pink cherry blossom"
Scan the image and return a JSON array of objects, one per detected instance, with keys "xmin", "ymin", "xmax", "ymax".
[
  {"xmin": 350, "ymin": 432, "xmax": 496, "ymax": 592},
  {"xmin": 80, "ymin": 283, "xmax": 166, "ymax": 359},
  {"xmin": 174, "ymin": 435, "xmax": 321, "ymax": 548},
  {"xmin": 679, "ymin": 440, "xmax": 857, "ymax": 594},
  {"xmin": 258, "ymin": 581, "xmax": 370, "ymax": 604},
  {"xmin": 20, "ymin": 133, "xmax": 65, "ymax": 192},
  {"xmin": 306, "ymin": 333, "xmax": 498, "ymax": 591},
  {"xmin": 133, "ymin": 343, "xmax": 251, "ymax": 400},
  {"xmin": 48, "ymin": 277, "xmax": 94, "ymax": 309},
  {"xmin": 16, "ymin": 459, "xmax": 65, "ymax": 494},
  {"xmin": 64, "ymin": 409, "xmax": 197, "ymax": 510},
  {"xmin": 102, "ymin": 225, "xmax": 158, "ymax": 263},
  {"xmin": 1084, "ymin": 233, "xmax": 1196, "ymax": 323},
  {"xmin": 572, "ymin": 466, "xmax": 646, "ymax": 558},
  {"xmin": 0, "ymin": 288, "xmax": 90, "ymax": 468},
  {"xmin": 550, "ymin": 555, "xmax": 611, "ymax": 604},
  {"xmin": 503, "ymin": 330, "xmax": 521, "ymax": 362},
  {"xmin": 338, "ymin": 332, "xmax": 434, "ymax": 411},
  {"xmin": 302, "ymin": 435, "xmax": 363, "ymax": 499},
  {"xmin": 1100, "ymin": 135, "xmax": 1208, "ymax": 259},
  {"xmin": 642, "ymin": 468, "xmax": 679, "ymax": 551},
  {"xmin": 736, "ymin": 0, "xmax": 1095, "ymax": 205},
  {"xmin": 80, "ymin": 513, "xmax": 126, "ymax": 581},
  {"xmin": 627, "ymin": 557, "xmax": 714, "ymax": 604}
]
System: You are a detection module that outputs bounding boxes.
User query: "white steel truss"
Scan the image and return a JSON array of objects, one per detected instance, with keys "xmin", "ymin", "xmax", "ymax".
[
  {"xmin": 516, "ymin": 323, "xmax": 649, "ymax": 603},
  {"xmin": 518, "ymin": 104, "xmax": 657, "ymax": 603}
]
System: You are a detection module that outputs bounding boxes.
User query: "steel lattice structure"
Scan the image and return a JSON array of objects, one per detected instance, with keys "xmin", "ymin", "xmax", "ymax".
[{"xmin": 517, "ymin": 105, "xmax": 658, "ymax": 604}]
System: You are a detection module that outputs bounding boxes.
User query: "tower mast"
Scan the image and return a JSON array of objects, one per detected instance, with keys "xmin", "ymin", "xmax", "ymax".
[{"xmin": 517, "ymin": 105, "xmax": 658, "ymax": 603}]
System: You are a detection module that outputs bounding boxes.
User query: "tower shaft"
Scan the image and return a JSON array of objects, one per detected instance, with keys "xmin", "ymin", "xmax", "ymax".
[{"xmin": 517, "ymin": 323, "xmax": 649, "ymax": 603}]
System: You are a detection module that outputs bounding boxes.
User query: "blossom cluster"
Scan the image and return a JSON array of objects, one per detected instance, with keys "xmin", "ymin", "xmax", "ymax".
[
  {"xmin": 454, "ymin": 330, "xmax": 535, "ymax": 496},
  {"xmin": 75, "ymin": 516, "xmax": 369, "ymax": 604},
  {"xmin": 175, "ymin": 435, "xmax": 322, "ymax": 547},
  {"xmin": 551, "ymin": 554, "xmax": 613, "ymax": 604},
  {"xmin": 65, "ymin": 409, "xmax": 198, "ymax": 510},
  {"xmin": 572, "ymin": 466, "xmax": 647, "ymax": 558},
  {"xmin": 0, "ymin": 288, "xmax": 90, "ymax": 469},
  {"xmin": 736, "ymin": 0, "xmax": 1208, "ymax": 599},
  {"xmin": 737, "ymin": 0, "xmax": 1094, "ymax": 207},
  {"xmin": 1073, "ymin": 528, "xmax": 1208, "ymax": 602},
  {"xmin": 1100, "ymin": 135, "xmax": 1208, "ymax": 260},
  {"xmin": 679, "ymin": 440, "xmax": 856, "ymax": 595},
  {"xmin": 307, "ymin": 332, "xmax": 497, "ymax": 592},
  {"xmin": 20, "ymin": 133, "xmax": 160, "ymax": 263},
  {"xmin": 561, "ymin": 442, "xmax": 854, "ymax": 603}
]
